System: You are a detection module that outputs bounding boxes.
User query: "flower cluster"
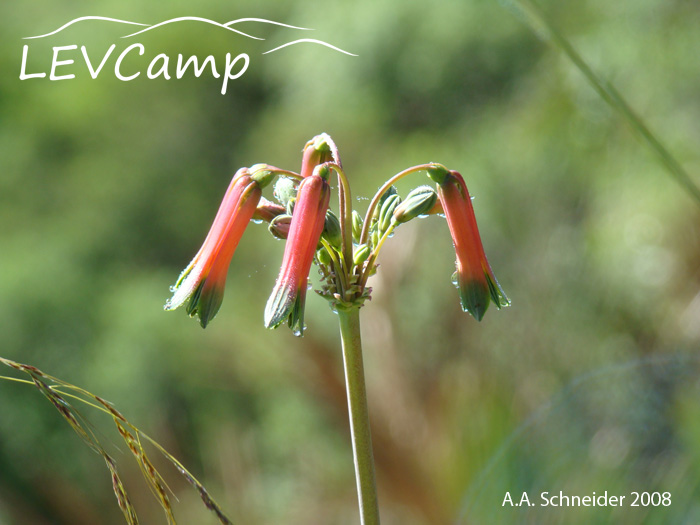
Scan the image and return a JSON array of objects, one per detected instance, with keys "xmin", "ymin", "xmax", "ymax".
[{"xmin": 166, "ymin": 134, "xmax": 508, "ymax": 333}]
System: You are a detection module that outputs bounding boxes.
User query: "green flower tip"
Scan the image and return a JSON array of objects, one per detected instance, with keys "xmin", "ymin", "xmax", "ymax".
[
  {"xmin": 249, "ymin": 164, "xmax": 275, "ymax": 187},
  {"xmin": 486, "ymin": 272, "xmax": 510, "ymax": 310},
  {"xmin": 264, "ymin": 283, "xmax": 305, "ymax": 336},
  {"xmin": 185, "ymin": 281, "xmax": 225, "ymax": 328},
  {"xmin": 312, "ymin": 133, "xmax": 333, "ymax": 154},
  {"xmin": 454, "ymin": 271, "xmax": 510, "ymax": 322},
  {"xmin": 456, "ymin": 277, "xmax": 490, "ymax": 322},
  {"xmin": 312, "ymin": 162, "xmax": 332, "ymax": 181},
  {"xmin": 426, "ymin": 164, "xmax": 450, "ymax": 185}
]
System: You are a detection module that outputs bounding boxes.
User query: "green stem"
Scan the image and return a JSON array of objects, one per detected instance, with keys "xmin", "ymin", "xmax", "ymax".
[
  {"xmin": 358, "ymin": 222, "xmax": 396, "ymax": 291},
  {"xmin": 266, "ymin": 167, "xmax": 303, "ymax": 181},
  {"xmin": 327, "ymin": 162, "xmax": 355, "ymax": 274},
  {"xmin": 337, "ymin": 308, "xmax": 380, "ymax": 525},
  {"xmin": 360, "ymin": 163, "xmax": 447, "ymax": 245}
]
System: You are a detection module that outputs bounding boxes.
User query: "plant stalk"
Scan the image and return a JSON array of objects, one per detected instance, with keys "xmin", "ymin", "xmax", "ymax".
[
  {"xmin": 337, "ymin": 308, "xmax": 380, "ymax": 525},
  {"xmin": 512, "ymin": 0, "xmax": 700, "ymax": 207}
]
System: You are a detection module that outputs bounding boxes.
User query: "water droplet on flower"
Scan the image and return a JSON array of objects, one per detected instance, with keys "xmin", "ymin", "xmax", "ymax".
[
  {"xmin": 451, "ymin": 271, "xmax": 459, "ymax": 287},
  {"xmin": 251, "ymin": 219, "xmax": 263, "ymax": 225}
]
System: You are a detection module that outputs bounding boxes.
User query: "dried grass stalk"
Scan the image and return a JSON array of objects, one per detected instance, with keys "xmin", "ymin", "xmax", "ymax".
[{"xmin": 0, "ymin": 357, "xmax": 234, "ymax": 525}]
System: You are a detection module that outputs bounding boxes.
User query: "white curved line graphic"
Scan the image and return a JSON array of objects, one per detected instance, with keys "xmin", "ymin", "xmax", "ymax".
[
  {"xmin": 224, "ymin": 18, "xmax": 312, "ymax": 31},
  {"xmin": 23, "ymin": 16, "xmax": 149, "ymax": 39},
  {"xmin": 120, "ymin": 17, "xmax": 263, "ymax": 40},
  {"xmin": 263, "ymin": 39, "xmax": 357, "ymax": 56}
]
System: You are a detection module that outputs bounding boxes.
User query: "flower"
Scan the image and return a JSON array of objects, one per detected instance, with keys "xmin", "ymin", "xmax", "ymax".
[
  {"xmin": 165, "ymin": 167, "xmax": 264, "ymax": 328},
  {"xmin": 431, "ymin": 169, "xmax": 509, "ymax": 321},
  {"xmin": 264, "ymin": 169, "xmax": 331, "ymax": 335},
  {"xmin": 300, "ymin": 134, "xmax": 334, "ymax": 178}
]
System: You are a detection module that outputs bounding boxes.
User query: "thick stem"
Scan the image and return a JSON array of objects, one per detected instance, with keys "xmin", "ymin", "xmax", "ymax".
[{"xmin": 337, "ymin": 308, "xmax": 380, "ymax": 525}]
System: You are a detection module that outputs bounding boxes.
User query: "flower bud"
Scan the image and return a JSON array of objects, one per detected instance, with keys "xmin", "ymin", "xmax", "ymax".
[
  {"xmin": 373, "ymin": 186, "xmax": 399, "ymax": 221},
  {"xmin": 352, "ymin": 210, "xmax": 363, "ymax": 243},
  {"xmin": 353, "ymin": 244, "xmax": 371, "ymax": 265},
  {"xmin": 391, "ymin": 186, "xmax": 438, "ymax": 224},
  {"xmin": 378, "ymin": 193, "xmax": 401, "ymax": 235},
  {"xmin": 322, "ymin": 210, "xmax": 342, "ymax": 248},
  {"xmin": 269, "ymin": 214, "xmax": 292, "ymax": 240},
  {"xmin": 317, "ymin": 247, "xmax": 332, "ymax": 266}
]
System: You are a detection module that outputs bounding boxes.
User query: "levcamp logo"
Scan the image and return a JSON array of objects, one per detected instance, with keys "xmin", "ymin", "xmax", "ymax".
[{"xmin": 19, "ymin": 16, "xmax": 356, "ymax": 94}]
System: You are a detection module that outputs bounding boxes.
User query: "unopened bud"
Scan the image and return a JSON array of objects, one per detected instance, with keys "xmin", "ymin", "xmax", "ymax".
[
  {"xmin": 352, "ymin": 210, "xmax": 363, "ymax": 242},
  {"xmin": 322, "ymin": 210, "xmax": 342, "ymax": 248},
  {"xmin": 378, "ymin": 193, "xmax": 401, "ymax": 235},
  {"xmin": 392, "ymin": 186, "xmax": 438, "ymax": 224},
  {"xmin": 317, "ymin": 247, "xmax": 332, "ymax": 266},
  {"xmin": 269, "ymin": 214, "xmax": 292, "ymax": 240},
  {"xmin": 353, "ymin": 244, "xmax": 371, "ymax": 265},
  {"xmin": 373, "ymin": 186, "xmax": 399, "ymax": 221}
]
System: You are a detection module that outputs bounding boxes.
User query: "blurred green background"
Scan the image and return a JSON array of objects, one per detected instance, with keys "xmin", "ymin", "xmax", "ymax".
[{"xmin": 1, "ymin": 0, "xmax": 700, "ymax": 523}]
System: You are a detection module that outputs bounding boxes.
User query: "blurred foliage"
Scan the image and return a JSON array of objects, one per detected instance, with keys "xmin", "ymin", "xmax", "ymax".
[{"xmin": 1, "ymin": 0, "xmax": 700, "ymax": 523}]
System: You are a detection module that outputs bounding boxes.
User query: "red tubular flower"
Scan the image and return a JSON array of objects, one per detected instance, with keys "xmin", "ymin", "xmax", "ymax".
[
  {"xmin": 300, "ymin": 134, "xmax": 334, "ymax": 178},
  {"xmin": 264, "ymin": 170, "xmax": 331, "ymax": 336},
  {"xmin": 165, "ymin": 168, "xmax": 263, "ymax": 328},
  {"xmin": 432, "ymin": 169, "xmax": 509, "ymax": 321}
]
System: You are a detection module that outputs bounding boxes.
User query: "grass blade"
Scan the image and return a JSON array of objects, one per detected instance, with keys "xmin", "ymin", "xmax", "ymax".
[{"xmin": 508, "ymin": 0, "xmax": 700, "ymax": 206}]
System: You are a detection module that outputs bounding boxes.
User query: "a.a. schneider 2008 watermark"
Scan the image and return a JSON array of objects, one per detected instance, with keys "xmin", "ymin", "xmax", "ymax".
[
  {"xmin": 503, "ymin": 491, "xmax": 672, "ymax": 508},
  {"xmin": 19, "ymin": 16, "xmax": 356, "ymax": 94}
]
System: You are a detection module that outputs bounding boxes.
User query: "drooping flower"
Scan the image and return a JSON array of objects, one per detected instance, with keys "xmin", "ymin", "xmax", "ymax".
[
  {"xmin": 264, "ymin": 169, "xmax": 331, "ymax": 336},
  {"xmin": 429, "ymin": 168, "xmax": 509, "ymax": 321},
  {"xmin": 165, "ymin": 167, "xmax": 268, "ymax": 328}
]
